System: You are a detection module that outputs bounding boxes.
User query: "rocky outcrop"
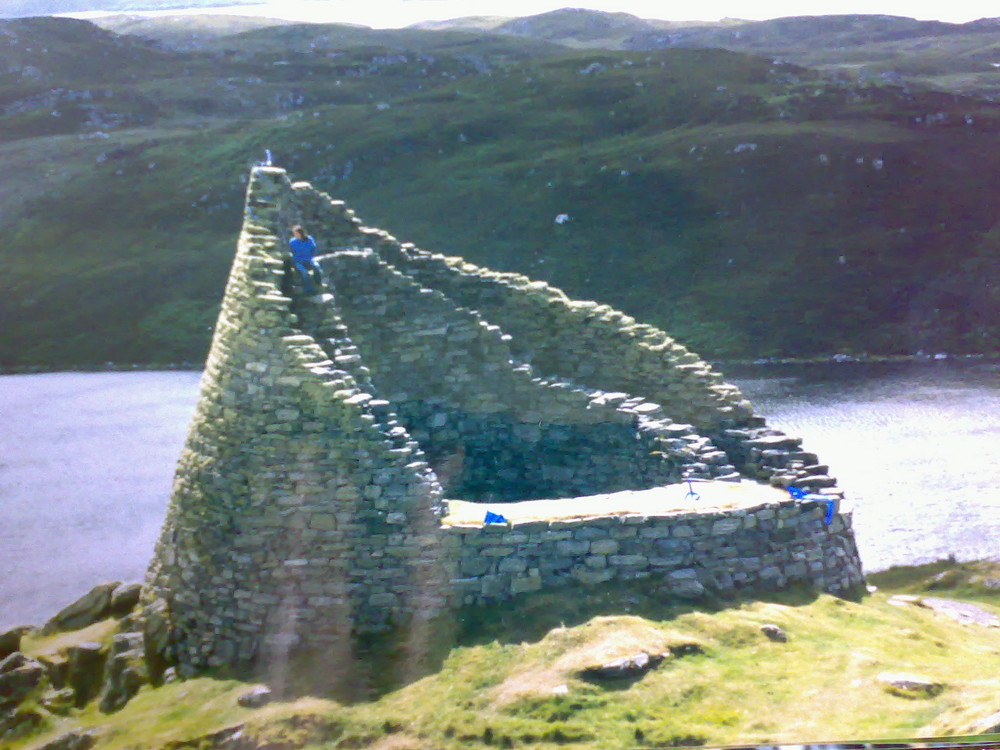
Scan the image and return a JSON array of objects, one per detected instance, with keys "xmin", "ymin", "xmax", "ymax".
[
  {"xmin": 878, "ymin": 672, "xmax": 946, "ymax": 699},
  {"xmin": 0, "ymin": 627, "xmax": 32, "ymax": 662},
  {"xmin": 42, "ymin": 583, "xmax": 120, "ymax": 635},
  {"xmin": 0, "ymin": 584, "xmax": 170, "ymax": 721},
  {"xmin": 579, "ymin": 652, "xmax": 666, "ymax": 681},
  {"xmin": 0, "ymin": 652, "xmax": 46, "ymax": 706},
  {"xmin": 109, "ymin": 583, "xmax": 143, "ymax": 619},
  {"xmin": 42, "ymin": 581, "xmax": 143, "ymax": 636},
  {"xmin": 67, "ymin": 642, "xmax": 107, "ymax": 707},
  {"xmin": 98, "ymin": 633, "xmax": 148, "ymax": 713}
]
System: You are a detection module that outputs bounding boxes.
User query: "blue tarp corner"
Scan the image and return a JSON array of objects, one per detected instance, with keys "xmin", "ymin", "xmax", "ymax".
[
  {"xmin": 788, "ymin": 485, "xmax": 836, "ymax": 525},
  {"xmin": 484, "ymin": 510, "xmax": 508, "ymax": 525}
]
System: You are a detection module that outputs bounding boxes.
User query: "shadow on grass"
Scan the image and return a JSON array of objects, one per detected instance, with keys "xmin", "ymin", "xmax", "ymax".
[{"xmin": 454, "ymin": 579, "xmax": 827, "ymax": 647}]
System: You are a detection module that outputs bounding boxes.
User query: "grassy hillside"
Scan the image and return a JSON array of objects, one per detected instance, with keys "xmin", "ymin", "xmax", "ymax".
[
  {"xmin": 3, "ymin": 17, "xmax": 1000, "ymax": 368},
  {"xmin": 8, "ymin": 561, "xmax": 1000, "ymax": 749},
  {"xmin": 422, "ymin": 10, "xmax": 1000, "ymax": 97}
]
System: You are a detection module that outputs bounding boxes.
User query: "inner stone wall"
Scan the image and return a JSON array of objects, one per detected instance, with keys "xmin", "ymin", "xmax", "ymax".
[
  {"xmin": 369, "ymin": 240, "xmax": 753, "ymax": 432},
  {"xmin": 278, "ymin": 166, "xmax": 848, "ymax": 503},
  {"xmin": 322, "ymin": 249, "xmax": 737, "ymax": 500}
]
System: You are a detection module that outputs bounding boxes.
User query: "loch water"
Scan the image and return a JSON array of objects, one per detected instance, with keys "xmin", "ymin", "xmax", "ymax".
[{"xmin": 1, "ymin": 360, "xmax": 998, "ymax": 629}]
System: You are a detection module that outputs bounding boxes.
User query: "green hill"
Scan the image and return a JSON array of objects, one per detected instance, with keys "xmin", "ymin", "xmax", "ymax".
[
  {"xmin": 491, "ymin": 8, "xmax": 659, "ymax": 48},
  {"xmin": 411, "ymin": 9, "xmax": 736, "ymax": 50},
  {"xmin": 2, "ymin": 17, "xmax": 1000, "ymax": 369},
  {"xmin": 420, "ymin": 10, "xmax": 1000, "ymax": 97}
]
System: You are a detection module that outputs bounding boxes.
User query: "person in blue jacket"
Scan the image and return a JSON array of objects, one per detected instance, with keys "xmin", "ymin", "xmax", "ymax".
[{"xmin": 288, "ymin": 224, "xmax": 324, "ymax": 295}]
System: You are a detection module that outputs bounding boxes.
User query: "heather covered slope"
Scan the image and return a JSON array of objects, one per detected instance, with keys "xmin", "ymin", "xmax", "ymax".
[{"xmin": 3, "ymin": 16, "xmax": 1000, "ymax": 368}]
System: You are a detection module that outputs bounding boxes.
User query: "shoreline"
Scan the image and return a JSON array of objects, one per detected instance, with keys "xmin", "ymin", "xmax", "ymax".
[{"xmin": 4, "ymin": 351, "xmax": 999, "ymax": 376}]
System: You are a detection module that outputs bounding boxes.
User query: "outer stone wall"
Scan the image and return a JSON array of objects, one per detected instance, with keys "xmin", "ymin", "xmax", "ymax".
[
  {"xmin": 447, "ymin": 498, "xmax": 864, "ymax": 605},
  {"xmin": 147, "ymin": 168, "xmax": 453, "ymax": 688},
  {"xmin": 147, "ymin": 166, "xmax": 865, "ymax": 693}
]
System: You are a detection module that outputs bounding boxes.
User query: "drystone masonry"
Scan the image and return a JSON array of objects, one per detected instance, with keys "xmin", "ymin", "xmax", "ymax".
[
  {"xmin": 146, "ymin": 166, "xmax": 864, "ymax": 691},
  {"xmin": 450, "ymin": 498, "xmax": 861, "ymax": 605}
]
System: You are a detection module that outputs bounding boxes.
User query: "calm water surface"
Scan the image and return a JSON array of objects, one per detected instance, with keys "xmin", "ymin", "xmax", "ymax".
[
  {"xmin": 730, "ymin": 360, "xmax": 1000, "ymax": 572},
  {"xmin": 1, "ymin": 362, "xmax": 998, "ymax": 629},
  {"xmin": 0, "ymin": 371, "xmax": 203, "ymax": 630}
]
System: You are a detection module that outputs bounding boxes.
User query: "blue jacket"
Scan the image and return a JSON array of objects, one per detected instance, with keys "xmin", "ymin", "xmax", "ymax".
[{"xmin": 289, "ymin": 235, "xmax": 317, "ymax": 263}]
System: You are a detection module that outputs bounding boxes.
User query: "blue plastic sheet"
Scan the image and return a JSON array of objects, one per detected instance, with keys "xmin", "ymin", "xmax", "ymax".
[
  {"xmin": 787, "ymin": 485, "xmax": 836, "ymax": 525},
  {"xmin": 484, "ymin": 510, "xmax": 508, "ymax": 525}
]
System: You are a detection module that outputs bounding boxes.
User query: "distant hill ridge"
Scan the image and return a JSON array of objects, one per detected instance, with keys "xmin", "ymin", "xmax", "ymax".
[
  {"xmin": 0, "ymin": 0, "xmax": 262, "ymax": 19},
  {"xmin": 409, "ymin": 8, "xmax": 1000, "ymax": 54}
]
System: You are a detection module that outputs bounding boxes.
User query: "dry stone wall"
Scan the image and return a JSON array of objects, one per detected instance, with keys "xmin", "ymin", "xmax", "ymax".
[
  {"xmin": 147, "ymin": 166, "xmax": 865, "ymax": 691},
  {"xmin": 449, "ymin": 498, "xmax": 864, "ymax": 604},
  {"xmin": 321, "ymin": 248, "xmax": 738, "ymax": 500},
  {"xmin": 301, "ymin": 224, "xmax": 840, "ymax": 495},
  {"xmin": 368, "ymin": 241, "xmax": 752, "ymax": 431},
  {"xmin": 148, "ymin": 168, "xmax": 453, "ymax": 686}
]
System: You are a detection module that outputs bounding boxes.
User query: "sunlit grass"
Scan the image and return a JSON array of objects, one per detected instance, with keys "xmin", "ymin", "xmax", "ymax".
[{"xmin": 11, "ymin": 563, "xmax": 1000, "ymax": 749}]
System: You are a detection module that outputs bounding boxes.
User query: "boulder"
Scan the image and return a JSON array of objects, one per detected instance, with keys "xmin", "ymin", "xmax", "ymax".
[
  {"xmin": 0, "ymin": 657, "xmax": 46, "ymax": 706},
  {"xmin": 43, "ymin": 582, "xmax": 121, "ymax": 634},
  {"xmin": 40, "ymin": 687, "xmax": 76, "ymax": 716},
  {"xmin": 39, "ymin": 653, "xmax": 70, "ymax": 689},
  {"xmin": 67, "ymin": 642, "xmax": 107, "ymax": 707},
  {"xmin": 877, "ymin": 672, "xmax": 945, "ymax": 699},
  {"xmin": 579, "ymin": 651, "xmax": 666, "ymax": 681},
  {"xmin": 0, "ymin": 652, "xmax": 31, "ymax": 674},
  {"xmin": 760, "ymin": 624, "xmax": 788, "ymax": 642},
  {"xmin": 0, "ymin": 705, "xmax": 44, "ymax": 739},
  {"xmin": 39, "ymin": 730, "xmax": 98, "ymax": 750},
  {"xmin": 98, "ymin": 634, "xmax": 149, "ymax": 713},
  {"xmin": 109, "ymin": 583, "xmax": 144, "ymax": 619},
  {"xmin": 237, "ymin": 685, "xmax": 274, "ymax": 708},
  {"xmin": 0, "ymin": 627, "xmax": 33, "ymax": 662}
]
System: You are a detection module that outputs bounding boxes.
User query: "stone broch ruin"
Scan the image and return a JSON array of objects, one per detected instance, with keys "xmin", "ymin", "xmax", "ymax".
[{"xmin": 145, "ymin": 166, "xmax": 865, "ymax": 689}]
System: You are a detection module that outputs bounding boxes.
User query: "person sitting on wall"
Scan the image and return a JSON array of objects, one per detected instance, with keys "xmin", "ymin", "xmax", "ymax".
[{"xmin": 288, "ymin": 224, "xmax": 325, "ymax": 295}]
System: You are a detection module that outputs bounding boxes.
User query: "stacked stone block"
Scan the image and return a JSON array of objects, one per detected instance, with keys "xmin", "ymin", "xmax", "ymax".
[
  {"xmin": 449, "ymin": 497, "xmax": 865, "ymax": 604},
  {"xmin": 320, "ymin": 249, "xmax": 738, "ymax": 499},
  {"xmin": 147, "ymin": 168, "xmax": 453, "ymax": 689},
  {"xmin": 325, "ymin": 231, "xmax": 838, "ymax": 494}
]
